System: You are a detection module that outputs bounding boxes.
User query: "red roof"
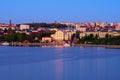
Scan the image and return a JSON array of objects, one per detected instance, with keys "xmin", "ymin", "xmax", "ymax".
[{"xmin": 43, "ymin": 36, "xmax": 51, "ymax": 38}]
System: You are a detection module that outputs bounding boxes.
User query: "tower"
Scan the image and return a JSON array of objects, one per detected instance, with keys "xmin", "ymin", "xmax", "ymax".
[{"xmin": 9, "ymin": 19, "xmax": 12, "ymax": 27}]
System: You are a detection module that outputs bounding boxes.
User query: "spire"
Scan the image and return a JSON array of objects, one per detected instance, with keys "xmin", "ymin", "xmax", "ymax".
[{"xmin": 9, "ymin": 19, "xmax": 12, "ymax": 27}]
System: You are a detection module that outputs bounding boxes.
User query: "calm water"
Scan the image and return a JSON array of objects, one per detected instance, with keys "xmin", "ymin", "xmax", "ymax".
[{"xmin": 0, "ymin": 46, "xmax": 120, "ymax": 80}]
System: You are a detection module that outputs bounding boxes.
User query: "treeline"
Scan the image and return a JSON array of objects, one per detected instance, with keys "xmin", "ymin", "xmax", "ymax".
[
  {"xmin": 20, "ymin": 23, "xmax": 68, "ymax": 29},
  {"xmin": 0, "ymin": 30, "xmax": 55, "ymax": 42},
  {"xmin": 77, "ymin": 34, "xmax": 120, "ymax": 45}
]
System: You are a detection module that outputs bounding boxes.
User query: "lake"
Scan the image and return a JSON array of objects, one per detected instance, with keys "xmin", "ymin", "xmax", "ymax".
[{"xmin": 0, "ymin": 46, "xmax": 120, "ymax": 80}]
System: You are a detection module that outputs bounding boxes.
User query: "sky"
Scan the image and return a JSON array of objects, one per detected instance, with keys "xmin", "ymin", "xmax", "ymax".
[{"xmin": 0, "ymin": 0, "xmax": 120, "ymax": 23}]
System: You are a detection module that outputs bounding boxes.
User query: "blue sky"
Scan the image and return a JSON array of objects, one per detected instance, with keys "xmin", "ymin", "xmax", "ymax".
[{"xmin": 0, "ymin": 0, "xmax": 120, "ymax": 23}]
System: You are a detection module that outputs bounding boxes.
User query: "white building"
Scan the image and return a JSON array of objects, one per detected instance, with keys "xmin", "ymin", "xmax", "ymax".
[
  {"xmin": 76, "ymin": 27, "xmax": 87, "ymax": 32},
  {"xmin": 20, "ymin": 24, "xmax": 30, "ymax": 30}
]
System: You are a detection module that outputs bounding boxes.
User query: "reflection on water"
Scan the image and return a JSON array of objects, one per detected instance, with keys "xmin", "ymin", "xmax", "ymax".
[
  {"xmin": 0, "ymin": 46, "xmax": 120, "ymax": 80},
  {"xmin": 54, "ymin": 48, "xmax": 64, "ymax": 80},
  {"xmin": 55, "ymin": 60, "xmax": 63, "ymax": 80}
]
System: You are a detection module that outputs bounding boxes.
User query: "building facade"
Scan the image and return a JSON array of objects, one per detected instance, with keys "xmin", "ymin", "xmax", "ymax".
[
  {"xmin": 51, "ymin": 30, "xmax": 64, "ymax": 41},
  {"xmin": 20, "ymin": 24, "xmax": 30, "ymax": 30}
]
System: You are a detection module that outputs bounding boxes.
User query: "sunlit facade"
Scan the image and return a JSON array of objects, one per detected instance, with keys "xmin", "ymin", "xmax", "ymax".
[{"xmin": 51, "ymin": 30, "xmax": 64, "ymax": 41}]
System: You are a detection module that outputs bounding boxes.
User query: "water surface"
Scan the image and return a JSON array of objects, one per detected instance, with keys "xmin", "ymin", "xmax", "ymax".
[{"xmin": 0, "ymin": 46, "xmax": 120, "ymax": 80}]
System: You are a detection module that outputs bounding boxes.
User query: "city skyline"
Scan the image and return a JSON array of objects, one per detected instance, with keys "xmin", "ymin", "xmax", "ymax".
[{"xmin": 0, "ymin": 0, "xmax": 120, "ymax": 23}]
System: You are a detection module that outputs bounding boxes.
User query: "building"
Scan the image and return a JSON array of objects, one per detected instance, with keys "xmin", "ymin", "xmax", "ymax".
[
  {"xmin": 117, "ymin": 23, "xmax": 120, "ymax": 26},
  {"xmin": 80, "ymin": 32, "xmax": 110, "ymax": 38},
  {"xmin": 64, "ymin": 34, "xmax": 69, "ymax": 41},
  {"xmin": 20, "ymin": 24, "xmax": 30, "ymax": 30},
  {"xmin": 95, "ymin": 22, "xmax": 107, "ymax": 28},
  {"xmin": 110, "ymin": 23, "xmax": 116, "ymax": 26},
  {"xmin": 115, "ymin": 26, "xmax": 120, "ymax": 30},
  {"xmin": 66, "ymin": 31, "xmax": 73, "ymax": 40},
  {"xmin": 42, "ymin": 36, "xmax": 52, "ymax": 43},
  {"xmin": 109, "ymin": 31, "xmax": 120, "ymax": 37},
  {"xmin": 85, "ymin": 23, "xmax": 91, "ymax": 28},
  {"xmin": 80, "ymin": 32, "xmax": 86, "ymax": 39},
  {"xmin": 90, "ymin": 22, "xmax": 95, "ymax": 27},
  {"xmin": 80, "ymin": 31, "xmax": 120, "ymax": 39},
  {"xmin": 75, "ymin": 24, "xmax": 81, "ymax": 30},
  {"xmin": 77, "ymin": 27, "xmax": 87, "ymax": 32},
  {"xmin": 49, "ymin": 28, "xmax": 58, "ymax": 31},
  {"xmin": 51, "ymin": 30, "xmax": 74, "ymax": 41},
  {"xmin": 0, "ymin": 23, "xmax": 16, "ymax": 30},
  {"xmin": 51, "ymin": 30, "xmax": 64, "ymax": 41}
]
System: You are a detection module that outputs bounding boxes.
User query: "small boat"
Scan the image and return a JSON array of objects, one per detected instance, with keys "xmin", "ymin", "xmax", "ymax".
[
  {"xmin": 64, "ymin": 43, "xmax": 70, "ymax": 47},
  {"xmin": 2, "ymin": 42, "xmax": 10, "ymax": 46}
]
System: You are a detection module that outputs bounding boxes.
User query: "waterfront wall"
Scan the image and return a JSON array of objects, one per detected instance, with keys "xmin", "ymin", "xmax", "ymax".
[{"xmin": 9, "ymin": 42, "xmax": 65, "ymax": 47}]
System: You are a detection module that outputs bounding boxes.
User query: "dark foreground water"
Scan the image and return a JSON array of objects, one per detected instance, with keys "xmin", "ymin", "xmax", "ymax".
[{"xmin": 0, "ymin": 46, "xmax": 120, "ymax": 80}]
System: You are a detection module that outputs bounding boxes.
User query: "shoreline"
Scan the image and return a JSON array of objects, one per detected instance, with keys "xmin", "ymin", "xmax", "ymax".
[
  {"xmin": 0, "ymin": 42, "xmax": 70, "ymax": 47},
  {"xmin": 75, "ymin": 44, "xmax": 120, "ymax": 49},
  {"xmin": 1, "ymin": 42, "xmax": 120, "ymax": 49}
]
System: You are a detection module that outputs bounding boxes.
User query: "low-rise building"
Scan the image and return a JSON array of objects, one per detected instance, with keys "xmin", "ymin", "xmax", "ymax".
[
  {"xmin": 0, "ymin": 23, "xmax": 16, "ymax": 30},
  {"xmin": 80, "ymin": 31, "xmax": 120, "ymax": 39},
  {"xmin": 96, "ymin": 22, "xmax": 107, "ymax": 28},
  {"xmin": 66, "ymin": 31, "xmax": 73, "ymax": 40},
  {"xmin": 77, "ymin": 27, "xmax": 87, "ymax": 32},
  {"xmin": 49, "ymin": 28, "xmax": 58, "ymax": 31},
  {"xmin": 42, "ymin": 36, "xmax": 52, "ymax": 43},
  {"xmin": 109, "ymin": 31, "xmax": 120, "ymax": 37},
  {"xmin": 115, "ymin": 26, "xmax": 120, "ymax": 30},
  {"xmin": 80, "ymin": 33, "xmax": 86, "ymax": 39},
  {"xmin": 20, "ymin": 24, "xmax": 30, "ymax": 30},
  {"xmin": 80, "ymin": 32, "xmax": 110, "ymax": 38},
  {"xmin": 64, "ymin": 34, "xmax": 69, "ymax": 41},
  {"xmin": 90, "ymin": 22, "xmax": 95, "ymax": 27}
]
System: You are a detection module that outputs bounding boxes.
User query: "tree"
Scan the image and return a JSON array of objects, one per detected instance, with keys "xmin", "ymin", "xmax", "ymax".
[{"xmin": 95, "ymin": 34, "xmax": 98, "ymax": 39}]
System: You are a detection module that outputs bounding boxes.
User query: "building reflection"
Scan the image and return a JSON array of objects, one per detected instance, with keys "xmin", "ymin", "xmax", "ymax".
[
  {"xmin": 79, "ymin": 59, "xmax": 107, "ymax": 80},
  {"xmin": 55, "ymin": 59, "xmax": 63, "ymax": 80}
]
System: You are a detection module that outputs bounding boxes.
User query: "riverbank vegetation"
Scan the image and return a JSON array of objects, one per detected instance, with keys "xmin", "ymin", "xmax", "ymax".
[
  {"xmin": 77, "ymin": 33, "xmax": 120, "ymax": 45},
  {"xmin": 0, "ymin": 30, "xmax": 55, "ymax": 42}
]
